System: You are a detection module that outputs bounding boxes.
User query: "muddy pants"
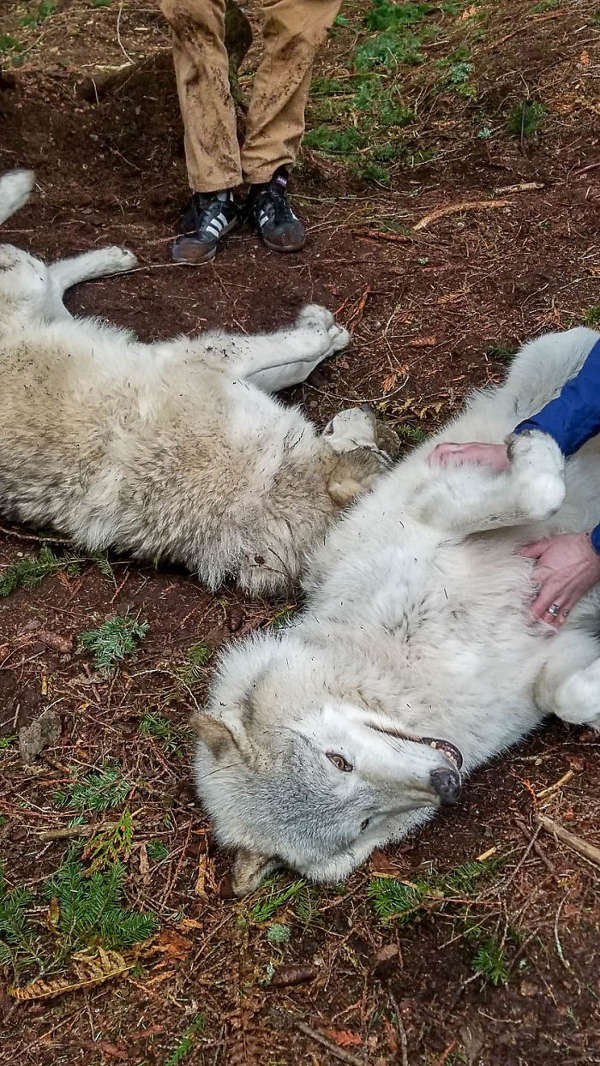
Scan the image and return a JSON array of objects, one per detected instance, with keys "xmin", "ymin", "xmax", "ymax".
[{"xmin": 160, "ymin": 0, "xmax": 341, "ymax": 192}]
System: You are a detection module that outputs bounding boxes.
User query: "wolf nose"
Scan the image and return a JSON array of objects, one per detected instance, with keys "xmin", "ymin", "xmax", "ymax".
[{"xmin": 430, "ymin": 767, "xmax": 461, "ymax": 806}]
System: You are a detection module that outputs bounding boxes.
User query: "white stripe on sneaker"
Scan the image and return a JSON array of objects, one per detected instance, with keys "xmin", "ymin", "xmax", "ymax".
[{"xmin": 205, "ymin": 222, "xmax": 222, "ymax": 238}]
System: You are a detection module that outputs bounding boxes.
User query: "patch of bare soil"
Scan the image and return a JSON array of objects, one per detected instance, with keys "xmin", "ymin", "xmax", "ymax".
[{"xmin": 1, "ymin": 1, "xmax": 600, "ymax": 1064}]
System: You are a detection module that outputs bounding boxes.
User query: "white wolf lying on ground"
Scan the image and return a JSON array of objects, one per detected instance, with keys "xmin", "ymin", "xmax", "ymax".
[
  {"xmin": 0, "ymin": 170, "xmax": 391, "ymax": 597},
  {"xmin": 194, "ymin": 325, "xmax": 600, "ymax": 894}
]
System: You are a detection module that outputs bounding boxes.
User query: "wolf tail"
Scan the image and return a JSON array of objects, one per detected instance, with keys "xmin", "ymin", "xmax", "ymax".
[{"xmin": 0, "ymin": 169, "xmax": 35, "ymax": 227}]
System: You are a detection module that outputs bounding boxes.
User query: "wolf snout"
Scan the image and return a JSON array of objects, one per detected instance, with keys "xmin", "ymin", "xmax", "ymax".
[{"xmin": 430, "ymin": 766, "xmax": 461, "ymax": 805}]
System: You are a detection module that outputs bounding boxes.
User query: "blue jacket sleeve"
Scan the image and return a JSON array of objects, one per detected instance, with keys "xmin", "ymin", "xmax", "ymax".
[
  {"xmin": 513, "ymin": 335, "xmax": 600, "ymax": 553},
  {"xmin": 513, "ymin": 336, "xmax": 600, "ymax": 456}
]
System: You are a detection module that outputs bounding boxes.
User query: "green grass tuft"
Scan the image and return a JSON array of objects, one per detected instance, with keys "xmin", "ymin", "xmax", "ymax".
[
  {"xmin": 19, "ymin": 1, "xmax": 57, "ymax": 27},
  {"xmin": 54, "ymin": 761, "xmax": 132, "ymax": 812},
  {"xmin": 398, "ymin": 424, "xmax": 428, "ymax": 445},
  {"xmin": 507, "ymin": 100, "xmax": 546, "ymax": 137},
  {"xmin": 78, "ymin": 615, "xmax": 148, "ymax": 672},
  {"xmin": 366, "ymin": 1, "xmax": 432, "ymax": 31},
  {"xmin": 355, "ymin": 30, "xmax": 425, "ymax": 71},
  {"xmin": 583, "ymin": 305, "xmax": 600, "ymax": 327}
]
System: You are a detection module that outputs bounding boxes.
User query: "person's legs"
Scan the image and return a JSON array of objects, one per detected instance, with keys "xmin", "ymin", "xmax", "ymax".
[
  {"xmin": 242, "ymin": 0, "xmax": 341, "ymax": 251},
  {"xmin": 161, "ymin": 0, "xmax": 241, "ymax": 193},
  {"xmin": 242, "ymin": 0, "xmax": 341, "ymax": 183},
  {"xmin": 161, "ymin": 0, "xmax": 242, "ymax": 262}
]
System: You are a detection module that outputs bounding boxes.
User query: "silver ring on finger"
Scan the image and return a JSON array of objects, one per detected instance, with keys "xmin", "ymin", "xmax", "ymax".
[{"xmin": 548, "ymin": 603, "xmax": 560, "ymax": 618}]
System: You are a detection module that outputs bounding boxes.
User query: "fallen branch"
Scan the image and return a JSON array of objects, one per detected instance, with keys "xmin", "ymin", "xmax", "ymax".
[
  {"xmin": 351, "ymin": 228, "xmax": 413, "ymax": 244},
  {"xmin": 413, "ymin": 199, "xmax": 510, "ymax": 231},
  {"xmin": 537, "ymin": 813, "xmax": 600, "ymax": 867},
  {"xmin": 494, "ymin": 181, "xmax": 544, "ymax": 194}
]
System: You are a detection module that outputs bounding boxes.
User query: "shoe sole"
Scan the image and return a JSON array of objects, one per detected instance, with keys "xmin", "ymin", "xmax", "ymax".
[
  {"xmin": 261, "ymin": 234, "xmax": 306, "ymax": 253},
  {"xmin": 171, "ymin": 217, "xmax": 238, "ymax": 265}
]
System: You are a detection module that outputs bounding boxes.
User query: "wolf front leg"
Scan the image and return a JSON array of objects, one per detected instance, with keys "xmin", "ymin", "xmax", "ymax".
[
  {"xmin": 48, "ymin": 247, "xmax": 138, "ymax": 317},
  {"xmin": 411, "ymin": 431, "xmax": 566, "ymax": 536}
]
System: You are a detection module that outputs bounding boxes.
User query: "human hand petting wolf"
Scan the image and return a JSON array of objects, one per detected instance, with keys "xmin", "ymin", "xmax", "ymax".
[{"xmin": 429, "ymin": 440, "xmax": 600, "ymax": 626}]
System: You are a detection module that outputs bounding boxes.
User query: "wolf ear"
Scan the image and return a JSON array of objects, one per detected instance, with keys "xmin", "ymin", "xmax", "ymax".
[
  {"xmin": 191, "ymin": 711, "xmax": 260, "ymax": 769},
  {"xmin": 327, "ymin": 451, "xmax": 383, "ymax": 507},
  {"xmin": 232, "ymin": 847, "xmax": 280, "ymax": 896}
]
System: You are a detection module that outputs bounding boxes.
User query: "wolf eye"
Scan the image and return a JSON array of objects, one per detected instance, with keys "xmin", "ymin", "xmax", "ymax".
[
  {"xmin": 327, "ymin": 752, "xmax": 353, "ymax": 772},
  {"xmin": 360, "ymin": 818, "xmax": 370, "ymax": 832}
]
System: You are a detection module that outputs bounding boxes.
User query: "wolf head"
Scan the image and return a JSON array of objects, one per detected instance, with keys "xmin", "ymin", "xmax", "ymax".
[{"xmin": 193, "ymin": 633, "xmax": 462, "ymax": 895}]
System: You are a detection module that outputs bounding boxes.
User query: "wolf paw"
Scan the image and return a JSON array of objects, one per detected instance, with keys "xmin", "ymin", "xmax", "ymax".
[
  {"xmin": 0, "ymin": 169, "xmax": 35, "ymax": 223},
  {"xmin": 555, "ymin": 658, "xmax": 600, "ymax": 730},
  {"xmin": 508, "ymin": 430, "xmax": 565, "ymax": 521},
  {"xmin": 97, "ymin": 247, "xmax": 138, "ymax": 274},
  {"xmin": 296, "ymin": 304, "xmax": 335, "ymax": 330}
]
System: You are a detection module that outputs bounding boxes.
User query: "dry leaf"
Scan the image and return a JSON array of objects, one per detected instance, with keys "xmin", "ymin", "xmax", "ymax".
[
  {"xmin": 177, "ymin": 917, "xmax": 204, "ymax": 932},
  {"xmin": 153, "ymin": 929, "xmax": 193, "ymax": 961},
  {"xmin": 46, "ymin": 896, "xmax": 60, "ymax": 935},
  {"xmin": 460, "ymin": 3, "xmax": 478, "ymax": 17},
  {"xmin": 9, "ymin": 948, "xmax": 131, "ymax": 1001},
  {"xmin": 580, "ymin": 50, "xmax": 590, "ymax": 65},
  {"xmin": 326, "ymin": 1030, "xmax": 363, "ymax": 1048},
  {"xmin": 382, "ymin": 1016, "xmax": 399, "ymax": 1053},
  {"xmin": 409, "ymin": 336, "xmax": 437, "ymax": 348},
  {"xmin": 382, "ymin": 372, "xmax": 399, "ymax": 393}
]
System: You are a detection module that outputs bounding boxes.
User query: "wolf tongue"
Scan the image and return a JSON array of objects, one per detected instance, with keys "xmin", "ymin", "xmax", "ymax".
[{"xmin": 421, "ymin": 737, "xmax": 464, "ymax": 770}]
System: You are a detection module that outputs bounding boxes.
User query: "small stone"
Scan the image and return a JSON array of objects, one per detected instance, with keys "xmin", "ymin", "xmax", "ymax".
[{"xmin": 18, "ymin": 709, "xmax": 62, "ymax": 764}]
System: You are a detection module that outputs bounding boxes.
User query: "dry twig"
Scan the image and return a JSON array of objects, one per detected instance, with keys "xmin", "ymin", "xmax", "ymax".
[
  {"xmin": 292, "ymin": 1020, "xmax": 364, "ymax": 1066},
  {"xmin": 537, "ymin": 813, "xmax": 600, "ymax": 868},
  {"xmin": 413, "ymin": 199, "xmax": 510, "ymax": 231}
]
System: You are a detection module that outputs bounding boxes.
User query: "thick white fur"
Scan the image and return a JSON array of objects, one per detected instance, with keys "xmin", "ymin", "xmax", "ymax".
[
  {"xmin": 194, "ymin": 324, "xmax": 600, "ymax": 893},
  {"xmin": 0, "ymin": 171, "xmax": 390, "ymax": 597}
]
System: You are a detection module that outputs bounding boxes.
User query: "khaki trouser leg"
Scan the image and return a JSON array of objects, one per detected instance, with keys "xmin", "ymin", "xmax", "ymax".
[
  {"xmin": 241, "ymin": 0, "xmax": 342, "ymax": 185},
  {"xmin": 160, "ymin": 0, "xmax": 242, "ymax": 193}
]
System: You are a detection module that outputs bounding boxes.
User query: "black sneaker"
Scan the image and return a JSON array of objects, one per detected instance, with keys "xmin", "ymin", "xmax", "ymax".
[
  {"xmin": 245, "ymin": 167, "xmax": 306, "ymax": 252},
  {"xmin": 172, "ymin": 192, "xmax": 239, "ymax": 264}
]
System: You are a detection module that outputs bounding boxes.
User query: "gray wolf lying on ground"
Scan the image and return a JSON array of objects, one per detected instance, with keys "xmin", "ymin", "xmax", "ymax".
[
  {"xmin": 0, "ymin": 169, "xmax": 391, "ymax": 596},
  {"xmin": 194, "ymin": 325, "xmax": 600, "ymax": 893}
]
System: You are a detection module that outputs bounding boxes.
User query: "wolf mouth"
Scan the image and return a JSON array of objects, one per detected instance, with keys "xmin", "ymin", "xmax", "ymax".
[{"xmin": 366, "ymin": 724, "xmax": 464, "ymax": 770}]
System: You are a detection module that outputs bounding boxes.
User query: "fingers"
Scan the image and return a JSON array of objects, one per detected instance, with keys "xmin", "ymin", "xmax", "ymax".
[
  {"xmin": 531, "ymin": 579, "xmax": 576, "ymax": 627},
  {"xmin": 427, "ymin": 443, "xmax": 462, "ymax": 467},
  {"xmin": 519, "ymin": 540, "xmax": 551, "ymax": 559}
]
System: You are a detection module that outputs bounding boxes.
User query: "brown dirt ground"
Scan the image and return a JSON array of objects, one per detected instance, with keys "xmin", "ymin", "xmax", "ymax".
[{"xmin": 1, "ymin": 1, "xmax": 600, "ymax": 1064}]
